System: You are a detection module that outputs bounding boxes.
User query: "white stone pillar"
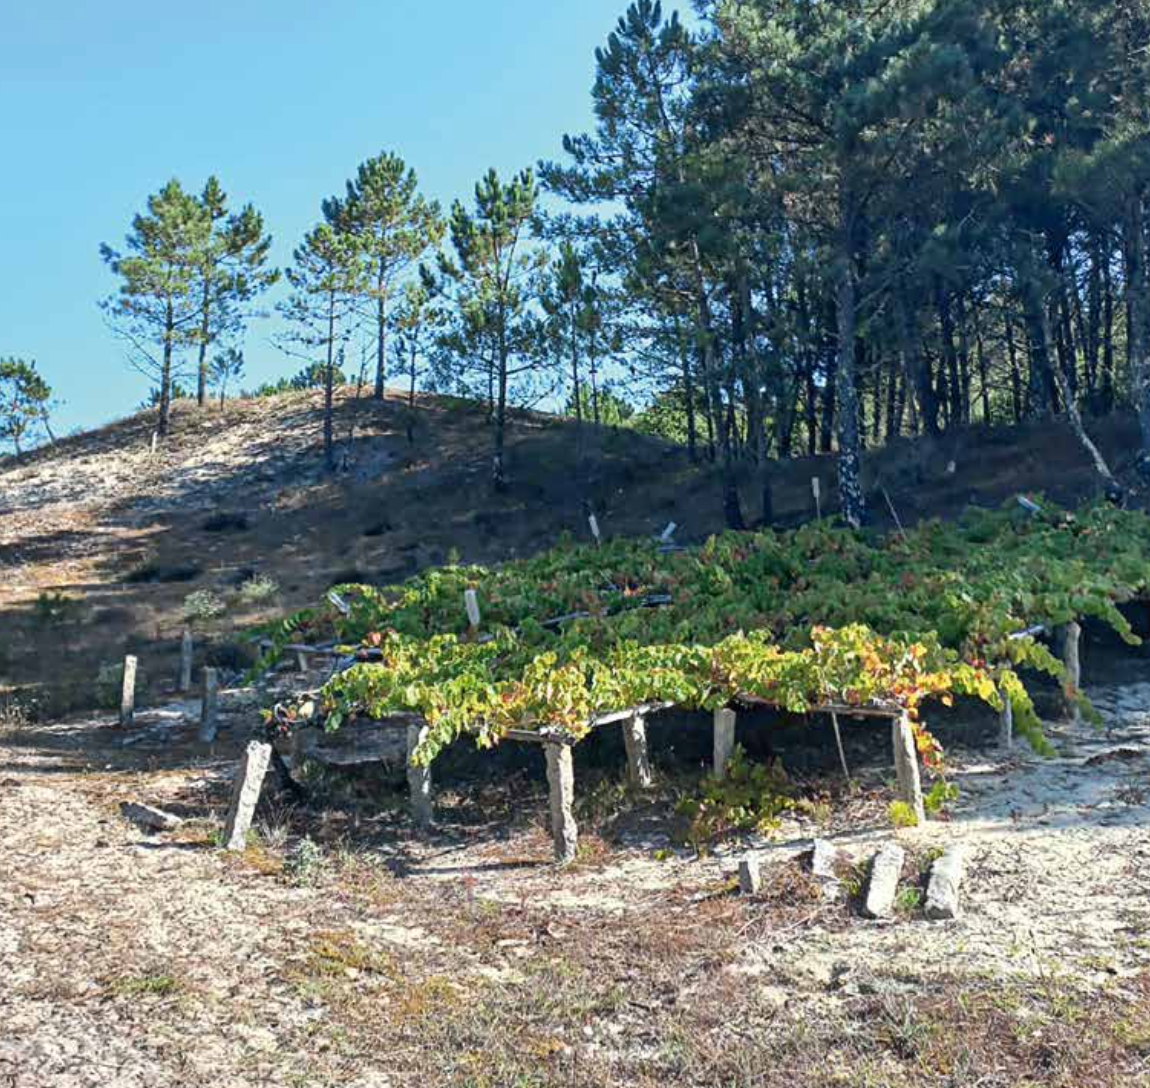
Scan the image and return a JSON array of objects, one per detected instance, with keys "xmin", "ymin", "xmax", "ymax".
[
  {"xmin": 119, "ymin": 655, "xmax": 138, "ymax": 729},
  {"xmin": 545, "ymin": 744, "xmax": 578, "ymax": 865},
  {"xmin": 622, "ymin": 712, "xmax": 653, "ymax": 789},
  {"xmin": 223, "ymin": 741, "xmax": 272, "ymax": 851},
  {"xmin": 713, "ymin": 708, "xmax": 737, "ymax": 778},
  {"xmin": 406, "ymin": 723, "xmax": 433, "ymax": 829},
  {"xmin": 892, "ymin": 712, "xmax": 926, "ymax": 824}
]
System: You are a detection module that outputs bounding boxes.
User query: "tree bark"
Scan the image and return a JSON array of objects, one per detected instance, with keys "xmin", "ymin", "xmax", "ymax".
[
  {"xmin": 374, "ymin": 258, "xmax": 388, "ymax": 401},
  {"xmin": 158, "ymin": 299, "xmax": 174, "ymax": 438},
  {"xmin": 834, "ymin": 205, "xmax": 866, "ymax": 529},
  {"xmin": 324, "ymin": 291, "xmax": 336, "ymax": 471},
  {"xmin": 1125, "ymin": 190, "xmax": 1150, "ymax": 473},
  {"xmin": 896, "ymin": 291, "xmax": 938, "ymax": 435},
  {"xmin": 196, "ymin": 278, "xmax": 211, "ymax": 408}
]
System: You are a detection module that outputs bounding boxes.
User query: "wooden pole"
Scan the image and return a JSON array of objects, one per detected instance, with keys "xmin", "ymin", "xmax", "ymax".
[
  {"xmin": 178, "ymin": 628, "xmax": 194, "ymax": 693},
  {"xmin": 119, "ymin": 655, "xmax": 137, "ymax": 729},
  {"xmin": 829, "ymin": 712, "xmax": 852, "ymax": 781}
]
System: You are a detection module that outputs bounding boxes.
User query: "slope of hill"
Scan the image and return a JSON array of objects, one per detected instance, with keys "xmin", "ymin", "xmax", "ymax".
[{"xmin": 0, "ymin": 387, "xmax": 1142, "ymax": 712}]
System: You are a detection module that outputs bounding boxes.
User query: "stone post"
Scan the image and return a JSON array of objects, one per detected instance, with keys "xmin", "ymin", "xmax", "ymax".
[
  {"xmin": 713, "ymin": 708, "xmax": 737, "ymax": 778},
  {"xmin": 1061, "ymin": 621, "xmax": 1082, "ymax": 723},
  {"xmin": 178, "ymin": 629, "xmax": 194, "ymax": 693},
  {"xmin": 199, "ymin": 668, "xmax": 220, "ymax": 743},
  {"xmin": 925, "ymin": 844, "xmax": 967, "ymax": 920},
  {"xmin": 622, "ymin": 712, "xmax": 653, "ymax": 789},
  {"xmin": 406, "ymin": 722, "xmax": 433, "ymax": 829},
  {"xmin": 999, "ymin": 688, "xmax": 1014, "ymax": 751},
  {"xmin": 119, "ymin": 655, "xmax": 138, "ymax": 729},
  {"xmin": 892, "ymin": 712, "xmax": 926, "ymax": 824},
  {"xmin": 545, "ymin": 743, "xmax": 578, "ymax": 865},
  {"xmin": 222, "ymin": 741, "xmax": 272, "ymax": 851},
  {"xmin": 864, "ymin": 843, "xmax": 906, "ymax": 919}
]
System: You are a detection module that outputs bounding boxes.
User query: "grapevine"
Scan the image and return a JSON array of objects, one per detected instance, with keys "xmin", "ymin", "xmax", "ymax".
[{"xmin": 260, "ymin": 500, "xmax": 1150, "ymax": 764}]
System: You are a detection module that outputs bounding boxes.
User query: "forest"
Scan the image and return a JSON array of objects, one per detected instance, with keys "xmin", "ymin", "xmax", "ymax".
[{"xmin": 47, "ymin": 0, "xmax": 1141, "ymax": 528}]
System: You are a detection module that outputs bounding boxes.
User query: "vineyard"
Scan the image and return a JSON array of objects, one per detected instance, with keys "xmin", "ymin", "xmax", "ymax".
[{"xmin": 262, "ymin": 500, "xmax": 1150, "ymax": 821}]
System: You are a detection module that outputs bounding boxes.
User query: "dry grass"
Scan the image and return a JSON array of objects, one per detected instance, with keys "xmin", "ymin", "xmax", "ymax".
[{"xmin": 266, "ymin": 854, "xmax": 1150, "ymax": 1087}]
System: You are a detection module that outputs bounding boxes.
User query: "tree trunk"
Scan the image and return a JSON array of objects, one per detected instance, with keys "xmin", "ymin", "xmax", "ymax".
[
  {"xmin": 673, "ymin": 312, "xmax": 698, "ymax": 462},
  {"xmin": 374, "ymin": 260, "xmax": 388, "ymax": 400},
  {"xmin": 493, "ymin": 302, "xmax": 508, "ymax": 492},
  {"xmin": 1043, "ymin": 305, "xmax": 1119, "ymax": 495},
  {"xmin": 324, "ymin": 292, "xmax": 336, "ymax": 471},
  {"xmin": 936, "ymin": 281, "xmax": 963, "ymax": 426},
  {"xmin": 1125, "ymin": 191, "xmax": 1150, "ymax": 474},
  {"xmin": 896, "ymin": 291, "xmax": 938, "ymax": 435},
  {"xmin": 1021, "ymin": 280, "xmax": 1054, "ymax": 419},
  {"xmin": 158, "ymin": 299, "xmax": 174, "ymax": 438},
  {"xmin": 690, "ymin": 244, "xmax": 743, "ymax": 530},
  {"xmin": 835, "ymin": 211, "xmax": 865, "ymax": 529},
  {"xmin": 196, "ymin": 278, "xmax": 211, "ymax": 408},
  {"xmin": 973, "ymin": 310, "xmax": 991, "ymax": 423},
  {"xmin": 1102, "ymin": 242, "xmax": 1116, "ymax": 413},
  {"xmin": 1005, "ymin": 311, "xmax": 1023, "ymax": 424}
]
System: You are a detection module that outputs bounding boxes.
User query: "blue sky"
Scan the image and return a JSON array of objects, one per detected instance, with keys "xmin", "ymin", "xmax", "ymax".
[{"xmin": 0, "ymin": 1, "xmax": 644, "ymax": 434}]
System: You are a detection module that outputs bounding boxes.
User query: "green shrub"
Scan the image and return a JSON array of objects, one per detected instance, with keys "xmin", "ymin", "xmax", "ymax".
[
  {"xmin": 183, "ymin": 590, "xmax": 226, "ymax": 623},
  {"xmin": 677, "ymin": 746, "xmax": 797, "ymax": 846},
  {"xmin": 237, "ymin": 575, "xmax": 279, "ymax": 605}
]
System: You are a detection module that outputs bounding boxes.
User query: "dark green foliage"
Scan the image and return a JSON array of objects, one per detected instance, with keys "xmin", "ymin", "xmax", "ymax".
[
  {"xmin": 324, "ymin": 151, "xmax": 444, "ymax": 400},
  {"xmin": 0, "ymin": 358, "xmax": 54, "ymax": 456}
]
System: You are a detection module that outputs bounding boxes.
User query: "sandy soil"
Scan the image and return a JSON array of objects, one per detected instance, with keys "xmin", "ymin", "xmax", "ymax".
[{"xmin": 3, "ymin": 673, "xmax": 1150, "ymax": 1086}]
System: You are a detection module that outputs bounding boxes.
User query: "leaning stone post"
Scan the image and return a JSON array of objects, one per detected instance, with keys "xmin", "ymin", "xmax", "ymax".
[{"xmin": 222, "ymin": 741, "xmax": 272, "ymax": 851}]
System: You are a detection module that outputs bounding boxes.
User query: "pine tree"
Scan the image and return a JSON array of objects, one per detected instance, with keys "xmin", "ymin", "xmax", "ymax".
[
  {"xmin": 391, "ymin": 280, "xmax": 442, "ymax": 413},
  {"xmin": 0, "ymin": 358, "xmax": 54, "ymax": 456},
  {"xmin": 440, "ymin": 168, "xmax": 546, "ymax": 490},
  {"xmin": 191, "ymin": 177, "xmax": 277, "ymax": 407},
  {"xmin": 209, "ymin": 347, "xmax": 246, "ymax": 406},
  {"xmin": 276, "ymin": 223, "xmax": 363, "ymax": 469},
  {"xmin": 100, "ymin": 180, "xmax": 209, "ymax": 437},
  {"xmin": 325, "ymin": 152, "xmax": 444, "ymax": 401}
]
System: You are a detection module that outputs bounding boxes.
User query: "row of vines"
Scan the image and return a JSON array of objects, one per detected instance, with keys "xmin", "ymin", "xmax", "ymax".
[{"xmin": 259, "ymin": 501, "xmax": 1150, "ymax": 766}]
